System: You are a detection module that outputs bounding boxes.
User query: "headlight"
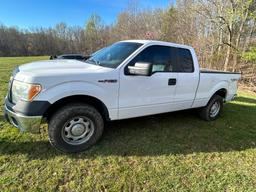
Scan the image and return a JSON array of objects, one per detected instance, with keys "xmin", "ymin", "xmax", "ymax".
[{"xmin": 11, "ymin": 80, "xmax": 41, "ymax": 103}]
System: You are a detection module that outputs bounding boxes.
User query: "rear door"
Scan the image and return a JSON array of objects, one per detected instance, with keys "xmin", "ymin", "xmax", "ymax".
[
  {"xmin": 173, "ymin": 48, "xmax": 199, "ymax": 109},
  {"xmin": 118, "ymin": 45, "xmax": 178, "ymax": 119}
]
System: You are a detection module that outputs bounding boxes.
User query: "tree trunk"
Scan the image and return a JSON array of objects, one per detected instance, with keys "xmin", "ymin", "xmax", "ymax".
[
  {"xmin": 217, "ymin": 4, "xmax": 223, "ymax": 56},
  {"xmin": 232, "ymin": 9, "xmax": 249, "ymax": 72},
  {"xmin": 217, "ymin": 29, "xmax": 223, "ymax": 55},
  {"xmin": 224, "ymin": 21, "xmax": 233, "ymax": 71},
  {"xmin": 232, "ymin": 53, "xmax": 238, "ymax": 72},
  {"xmin": 224, "ymin": 46, "xmax": 231, "ymax": 71}
]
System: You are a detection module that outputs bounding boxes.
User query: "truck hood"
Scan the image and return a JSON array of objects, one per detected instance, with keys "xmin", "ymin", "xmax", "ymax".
[
  {"xmin": 15, "ymin": 59, "xmax": 113, "ymax": 82},
  {"xmin": 19, "ymin": 59, "xmax": 102, "ymax": 72}
]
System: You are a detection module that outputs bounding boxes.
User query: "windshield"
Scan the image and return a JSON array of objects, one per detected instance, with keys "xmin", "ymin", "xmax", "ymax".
[{"xmin": 85, "ymin": 42, "xmax": 142, "ymax": 68}]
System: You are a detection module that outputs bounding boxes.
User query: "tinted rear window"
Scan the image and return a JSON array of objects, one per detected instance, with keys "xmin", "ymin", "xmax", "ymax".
[{"xmin": 176, "ymin": 48, "xmax": 194, "ymax": 72}]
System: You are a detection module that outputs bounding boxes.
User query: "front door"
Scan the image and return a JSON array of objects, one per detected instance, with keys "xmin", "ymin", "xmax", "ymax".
[{"xmin": 118, "ymin": 45, "xmax": 178, "ymax": 119}]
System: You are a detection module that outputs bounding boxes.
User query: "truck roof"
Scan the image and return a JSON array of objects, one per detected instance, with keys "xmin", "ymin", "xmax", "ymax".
[{"xmin": 120, "ymin": 39, "xmax": 193, "ymax": 50}]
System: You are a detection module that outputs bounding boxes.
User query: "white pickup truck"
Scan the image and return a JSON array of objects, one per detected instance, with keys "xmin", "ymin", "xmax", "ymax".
[{"xmin": 4, "ymin": 40, "xmax": 241, "ymax": 152}]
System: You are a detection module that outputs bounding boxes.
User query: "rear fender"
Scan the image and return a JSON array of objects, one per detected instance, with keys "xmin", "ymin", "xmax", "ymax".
[
  {"xmin": 193, "ymin": 80, "xmax": 228, "ymax": 108},
  {"xmin": 206, "ymin": 81, "xmax": 228, "ymax": 103}
]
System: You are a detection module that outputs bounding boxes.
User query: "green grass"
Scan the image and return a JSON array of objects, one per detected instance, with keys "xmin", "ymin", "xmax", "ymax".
[{"xmin": 0, "ymin": 56, "xmax": 256, "ymax": 191}]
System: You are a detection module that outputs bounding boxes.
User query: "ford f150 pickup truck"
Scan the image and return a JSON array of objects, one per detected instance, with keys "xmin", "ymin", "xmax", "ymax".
[{"xmin": 4, "ymin": 40, "xmax": 241, "ymax": 152}]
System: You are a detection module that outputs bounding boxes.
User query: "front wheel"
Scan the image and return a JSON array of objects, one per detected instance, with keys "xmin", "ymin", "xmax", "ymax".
[
  {"xmin": 48, "ymin": 103, "xmax": 104, "ymax": 153},
  {"xmin": 198, "ymin": 95, "xmax": 223, "ymax": 121}
]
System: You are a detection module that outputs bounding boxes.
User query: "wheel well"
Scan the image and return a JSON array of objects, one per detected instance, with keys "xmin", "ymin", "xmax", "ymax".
[
  {"xmin": 214, "ymin": 88, "xmax": 227, "ymax": 99},
  {"xmin": 43, "ymin": 95, "xmax": 110, "ymax": 122}
]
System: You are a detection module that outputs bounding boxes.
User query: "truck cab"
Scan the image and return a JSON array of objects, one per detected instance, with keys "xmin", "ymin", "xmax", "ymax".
[{"xmin": 4, "ymin": 40, "xmax": 241, "ymax": 152}]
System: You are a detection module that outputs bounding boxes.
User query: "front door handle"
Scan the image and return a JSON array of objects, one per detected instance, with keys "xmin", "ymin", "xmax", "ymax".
[{"xmin": 168, "ymin": 78, "xmax": 176, "ymax": 86}]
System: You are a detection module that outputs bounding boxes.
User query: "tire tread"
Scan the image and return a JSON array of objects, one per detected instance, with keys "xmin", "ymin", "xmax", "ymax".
[
  {"xmin": 48, "ymin": 103, "xmax": 104, "ymax": 153},
  {"xmin": 198, "ymin": 95, "xmax": 223, "ymax": 121}
]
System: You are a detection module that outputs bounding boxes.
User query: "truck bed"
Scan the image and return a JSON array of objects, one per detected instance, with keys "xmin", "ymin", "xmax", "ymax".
[
  {"xmin": 191, "ymin": 69, "xmax": 241, "ymax": 108},
  {"xmin": 200, "ymin": 69, "xmax": 241, "ymax": 74}
]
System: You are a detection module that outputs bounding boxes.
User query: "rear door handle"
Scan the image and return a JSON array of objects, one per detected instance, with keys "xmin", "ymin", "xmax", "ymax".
[{"xmin": 168, "ymin": 78, "xmax": 176, "ymax": 86}]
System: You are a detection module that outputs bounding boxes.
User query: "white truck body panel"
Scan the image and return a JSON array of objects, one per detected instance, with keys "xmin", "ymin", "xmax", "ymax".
[
  {"xmin": 118, "ymin": 41, "xmax": 200, "ymax": 119},
  {"xmin": 15, "ymin": 59, "xmax": 120, "ymax": 119},
  {"xmin": 192, "ymin": 72, "xmax": 241, "ymax": 108},
  {"xmin": 11, "ymin": 40, "xmax": 241, "ymax": 121}
]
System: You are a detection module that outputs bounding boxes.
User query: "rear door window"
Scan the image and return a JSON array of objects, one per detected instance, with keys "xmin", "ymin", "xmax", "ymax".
[{"xmin": 176, "ymin": 48, "xmax": 194, "ymax": 72}]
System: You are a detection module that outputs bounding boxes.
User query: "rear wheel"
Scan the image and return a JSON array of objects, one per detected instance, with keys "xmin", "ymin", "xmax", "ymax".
[
  {"xmin": 48, "ymin": 103, "xmax": 104, "ymax": 153},
  {"xmin": 199, "ymin": 95, "xmax": 223, "ymax": 121}
]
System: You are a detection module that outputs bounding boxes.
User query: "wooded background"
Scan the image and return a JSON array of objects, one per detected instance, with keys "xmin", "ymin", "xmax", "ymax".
[{"xmin": 0, "ymin": 0, "xmax": 255, "ymax": 90}]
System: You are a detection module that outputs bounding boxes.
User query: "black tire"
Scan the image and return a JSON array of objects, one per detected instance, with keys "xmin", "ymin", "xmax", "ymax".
[
  {"xmin": 198, "ymin": 95, "xmax": 223, "ymax": 121},
  {"xmin": 48, "ymin": 103, "xmax": 104, "ymax": 153}
]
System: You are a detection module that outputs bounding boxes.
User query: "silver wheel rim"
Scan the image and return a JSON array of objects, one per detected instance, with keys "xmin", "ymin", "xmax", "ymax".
[
  {"xmin": 209, "ymin": 101, "xmax": 220, "ymax": 118},
  {"xmin": 61, "ymin": 116, "xmax": 95, "ymax": 145}
]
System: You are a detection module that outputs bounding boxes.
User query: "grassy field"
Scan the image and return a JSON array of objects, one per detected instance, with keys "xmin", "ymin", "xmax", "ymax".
[{"xmin": 0, "ymin": 57, "xmax": 256, "ymax": 191}]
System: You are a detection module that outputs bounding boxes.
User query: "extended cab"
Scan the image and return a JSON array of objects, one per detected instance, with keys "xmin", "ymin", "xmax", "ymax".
[{"xmin": 4, "ymin": 40, "xmax": 241, "ymax": 152}]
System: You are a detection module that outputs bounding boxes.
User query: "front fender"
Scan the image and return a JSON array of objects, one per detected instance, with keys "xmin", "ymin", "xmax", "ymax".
[{"xmin": 35, "ymin": 81, "xmax": 118, "ymax": 110}]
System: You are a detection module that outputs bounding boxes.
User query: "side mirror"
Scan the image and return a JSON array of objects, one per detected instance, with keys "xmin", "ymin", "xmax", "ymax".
[{"xmin": 128, "ymin": 62, "xmax": 152, "ymax": 76}]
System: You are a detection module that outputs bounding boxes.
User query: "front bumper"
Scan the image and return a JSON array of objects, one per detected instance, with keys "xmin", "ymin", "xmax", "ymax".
[{"xmin": 4, "ymin": 105, "xmax": 42, "ymax": 134}]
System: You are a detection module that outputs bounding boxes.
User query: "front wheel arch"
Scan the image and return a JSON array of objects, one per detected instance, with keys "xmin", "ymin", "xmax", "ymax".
[{"xmin": 43, "ymin": 95, "xmax": 110, "ymax": 122}]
